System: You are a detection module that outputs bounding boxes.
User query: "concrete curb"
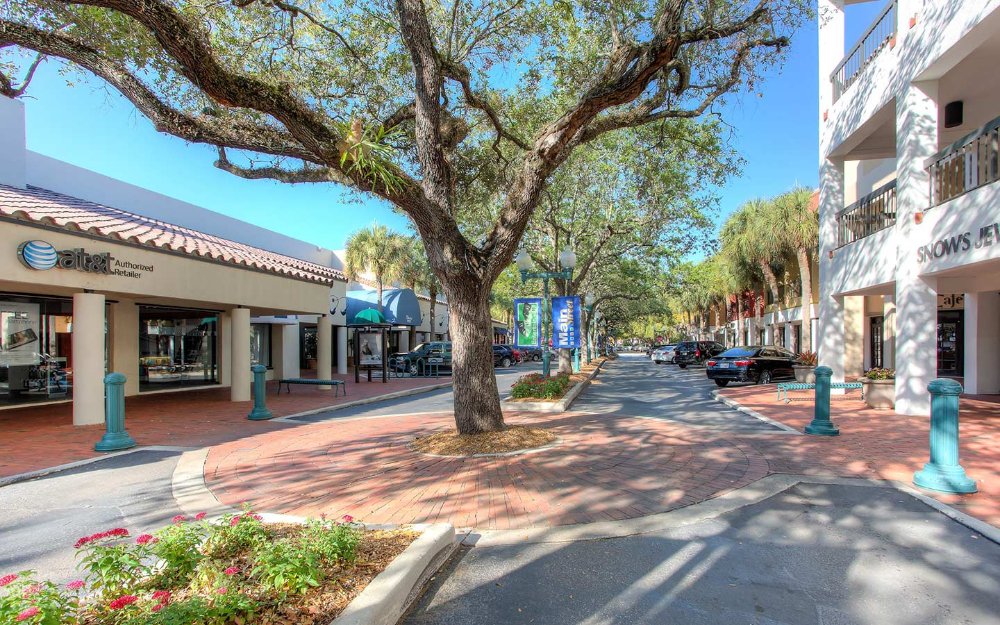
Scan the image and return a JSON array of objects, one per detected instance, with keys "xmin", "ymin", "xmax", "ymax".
[
  {"xmin": 500, "ymin": 359, "xmax": 606, "ymax": 413},
  {"xmin": 465, "ymin": 473, "xmax": 1000, "ymax": 547},
  {"xmin": 275, "ymin": 382, "xmax": 453, "ymax": 422},
  {"xmin": 711, "ymin": 389, "xmax": 802, "ymax": 434},
  {"xmin": 332, "ymin": 522, "xmax": 456, "ymax": 625},
  {"xmin": 0, "ymin": 445, "xmax": 195, "ymax": 489},
  {"xmin": 172, "ymin": 448, "xmax": 237, "ymax": 517}
]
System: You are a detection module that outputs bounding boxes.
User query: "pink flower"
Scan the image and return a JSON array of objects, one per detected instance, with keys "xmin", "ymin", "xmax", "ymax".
[
  {"xmin": 152, "ymin": 604, "xmax": 163, "ymax": 613},
  {"xmin": 152, "ymin": 590, "xmax": 171, "ymax": 604},
  {"xmin": 16, "ymin": 607, "xmax": 39, "ymax": 622},
  {"xmin": 342, "ymin": 514, "xmax": 354, "ymax": 523},
  {"xmin": 229, "ymin": 516, "xmax": 241, "ymax": 526},
  {"xmin": 195, "ymin": 512, "xmax": 207, "ymax": 520},
  {"xmin": 224, "ymin": 566, "xmax": 239, "ymax": 576},
  {"xmin": 108, "ymin": 595, "xmax": 139, "ymax": 610},
  {"xmin": 135, "ymin": 534, "xmax": 157, "ymax": 545},
  {"xmin": 0, "ymin": 574, "xmax": 17, "ymax": 586},
  {"xmin": 216, "ymin": 587, "xmax": 228, "ymax": 595},
  {"xmin": 66, "ymin": 580, "xmax": 85, "ymax": 591},
  {"xmin": 171, "ymin": 515, "xmax": 187, "ymax": 524},
  {"xmin": 22, "ymin": 584, "xmax": 41, "ymax": 598}
]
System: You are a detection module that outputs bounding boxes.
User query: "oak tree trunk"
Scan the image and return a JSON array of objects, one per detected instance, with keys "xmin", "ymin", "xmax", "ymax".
[{"xmin": 445, "ymin": 279, "xmax": 504, "ymax": 434}]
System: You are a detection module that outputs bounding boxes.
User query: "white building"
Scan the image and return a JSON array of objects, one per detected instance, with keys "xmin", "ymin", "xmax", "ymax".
[{"xmin": 817, "ymin": 0, "xmax": 1000, "ymax": 415}]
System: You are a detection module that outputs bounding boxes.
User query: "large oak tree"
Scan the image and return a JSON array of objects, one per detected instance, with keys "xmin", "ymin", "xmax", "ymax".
[{"xmin": 1, "ymin": 0, "xmax": 806, "ymax": 433}]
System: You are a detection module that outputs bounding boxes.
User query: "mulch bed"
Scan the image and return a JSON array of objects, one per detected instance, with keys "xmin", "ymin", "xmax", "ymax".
[
  {"xmin": 410, "ymin": 426, "xmax": 556, "ymax": 456},
  {"xmin": 242, "ymin": 527, "xmax": 418, "ymax": 625}
]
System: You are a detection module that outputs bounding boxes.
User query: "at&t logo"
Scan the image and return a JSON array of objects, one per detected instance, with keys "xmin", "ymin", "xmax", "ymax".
[{"xmin": 17, "ymin": 240, "xmax": 58, "ymax": 270}]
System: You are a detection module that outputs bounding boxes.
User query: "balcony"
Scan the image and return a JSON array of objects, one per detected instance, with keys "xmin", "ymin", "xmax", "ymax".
[
  {"xmin": 836, "ymin": 179, "xmax": 897, "ymax": 247},
  {"xmin": 831, "ymin": 0, "xmax": 898, "ymax": 103},
  {"xmin": 928, "ymin": 114, "xmax": 1000, "ymax": 207}
]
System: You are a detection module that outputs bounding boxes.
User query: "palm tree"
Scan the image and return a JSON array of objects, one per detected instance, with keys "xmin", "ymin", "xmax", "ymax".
[
  {"xmin": 721, "ymin": 199, "xmax": 784, "ymax": 315},
  {"xmin": 344, "ymin": 224, "xmax": 408, "ymax": 312},
  {"xmin": 401, "ymin": 237, "xmax": 442, "ymax": 343},
  {"xmin": 771, "ymin": 187, "xmax": 819, "ymax": 352}
]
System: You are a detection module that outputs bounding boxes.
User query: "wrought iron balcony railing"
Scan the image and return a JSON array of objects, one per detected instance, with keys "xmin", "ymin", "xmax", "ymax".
[
  {"xmin": 927, "ymin": 114, "xmax": 1000, "ymax": 207},
  {"xmin": 831, "ymin": 0, "xmax": 898, "ymax": 103},
  {"xmin": 836, "ymin": 179, "xmax": 897, "ymax": 247}
]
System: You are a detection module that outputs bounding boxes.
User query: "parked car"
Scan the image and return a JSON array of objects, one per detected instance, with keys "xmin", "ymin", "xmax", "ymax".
[
  {"xmin": 651, "ymin": 344, "xmax": 677, "ymax": 364},
  {"xmin": 673, "ymin": 341, "xmax": 725, "ymax": 368},
  {"xmin": 646, "ymin": 344, "xmax": 667, "ymax": 356},
  {"xmin": 519, "ymin": 346, "xmax": 542, "ymax": 362},
  {"xmin": 705, "ymin": 346, "xmax": 798, "ymax": 387},
  {"xmin": 391, "ymin": 341, "xmax": 452, "ymax": 375},
  {"xmin": 492, "ymin": 344, "xmax": 519, "ymax": 368}
]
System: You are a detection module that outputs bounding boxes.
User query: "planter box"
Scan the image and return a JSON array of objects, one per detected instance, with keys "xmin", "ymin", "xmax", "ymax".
[
  {"xmin": 792, "ymin": 365, "xmax": 816, "ymax": 384},
  {"xmin": 861, "ymin": 378, "xmax": 895, "ymax": 409}
]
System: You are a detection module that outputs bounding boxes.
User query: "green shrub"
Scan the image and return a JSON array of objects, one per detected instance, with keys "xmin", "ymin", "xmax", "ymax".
[
  {"xmin": 864, "ymin": 367, "xmax": 895, "ymax": 380},
  {"xmin": 796, "ymin": 351, "xmax": 818, "ymax": 366},
  {"xmin": 510, "ymin": 373, "xmax": 572, "ymax": 399}
]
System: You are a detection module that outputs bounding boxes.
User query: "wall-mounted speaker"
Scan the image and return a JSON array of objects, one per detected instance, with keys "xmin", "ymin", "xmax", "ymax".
[{"xmin": 944, "ymin": 101, "xmax": 963, "ymax": 129}]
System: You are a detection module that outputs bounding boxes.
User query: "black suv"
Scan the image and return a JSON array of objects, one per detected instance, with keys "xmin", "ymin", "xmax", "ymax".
[
  {"xmin": 673, "ymin": 341, "xmax": 725, "ymax": 368},
  {"xmin": 392, "ymin": 341, "xmax": 452, "ymax": 375},
  {"xmin": 492, "ymin": 345, "xmax": 519, "ymax": 368}
]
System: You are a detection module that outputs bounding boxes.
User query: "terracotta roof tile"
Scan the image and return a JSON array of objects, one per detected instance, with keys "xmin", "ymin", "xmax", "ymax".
[{"xmin": 0, "ymin": 184, "xmax": 344, "ymax": 285}]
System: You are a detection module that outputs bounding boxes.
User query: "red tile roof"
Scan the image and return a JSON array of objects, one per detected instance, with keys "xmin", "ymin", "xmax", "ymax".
[{"xmin": 0, "ymin": 184, "xmax": 344, "ymax": 285}]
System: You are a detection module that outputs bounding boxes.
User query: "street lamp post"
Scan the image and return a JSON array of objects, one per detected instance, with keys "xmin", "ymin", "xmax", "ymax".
[{"xmin": 516, "ymin": 247, "xmax": 576, "ymax": 378}]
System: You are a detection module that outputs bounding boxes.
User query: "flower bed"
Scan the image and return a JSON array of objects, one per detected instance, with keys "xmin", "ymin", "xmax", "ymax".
[
  {"xmin": 509, "ymin": 373, "xmax": 573, "ymax": 400},
  {"xmin": 0, "ymin": 508, "xmax": 416, "ymax": 625}
]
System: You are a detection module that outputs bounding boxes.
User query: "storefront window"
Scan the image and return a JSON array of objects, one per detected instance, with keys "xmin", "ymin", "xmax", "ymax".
[
  {"xmin": 0, "ymin": 295, "xmax": 76, "ymax": 405},
  {"xmin": 139, "ymin": 307, "xmax": 218, "ymax": 391},
  {"xmin": 251, "ymin": 324, "xmax": 272, "ymax": 368}
]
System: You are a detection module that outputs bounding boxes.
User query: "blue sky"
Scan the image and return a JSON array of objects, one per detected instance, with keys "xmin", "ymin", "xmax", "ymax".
[{"xmin": 17, "ymin": 2, "xmax": 881, "ymax": 251}]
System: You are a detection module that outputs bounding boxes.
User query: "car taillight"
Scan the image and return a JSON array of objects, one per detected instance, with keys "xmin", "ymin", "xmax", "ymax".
[
  {"xmin": 706, "ymin": 360, "xmax": 717, "ymax": 367},
  {"xmin": 734, "ymin": 360, "xmax": 752, "ymax": 366}
]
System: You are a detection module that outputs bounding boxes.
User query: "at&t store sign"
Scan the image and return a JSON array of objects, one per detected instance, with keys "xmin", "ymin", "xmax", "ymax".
[{"xmin": 17, "ymin": 240, "xmax": 153, "ymax": 278}]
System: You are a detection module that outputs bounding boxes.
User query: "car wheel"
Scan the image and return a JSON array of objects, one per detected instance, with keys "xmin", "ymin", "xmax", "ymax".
[
  {"xmin": 501, "ymin": 357, "xmax": 511, "ymax": 368},
  {"xmin": 714, "ymin": 379, "xmax": 730, "ymax": 387},
  {"xmin": 757, "ymin": 370, "xmax": 772, "ymax": 385},
  {"xmin": 407, "ymin": 362, "xmax": 418, "ymax": 376},
  {"xmin": 678, "ymin": 363, "xmax": 687, "ymax": 369}
]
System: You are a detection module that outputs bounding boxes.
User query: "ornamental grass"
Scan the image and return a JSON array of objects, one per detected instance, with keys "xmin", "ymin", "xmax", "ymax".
[{"xmin": 0, "ymin": 506, "xmax": 416, "ymax": 625}]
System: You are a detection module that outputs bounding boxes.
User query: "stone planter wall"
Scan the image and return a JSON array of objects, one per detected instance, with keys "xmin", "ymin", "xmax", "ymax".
[
  {"xmin": 862, "ymin": 378, "xmax": 895, "ymax": 409},
  {"xmin": 793, "ymin": 366, "xmax": 816, "ymax": 384}
]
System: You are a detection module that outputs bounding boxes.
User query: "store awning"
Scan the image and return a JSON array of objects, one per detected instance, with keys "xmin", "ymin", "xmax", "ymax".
[
  {"xmin": 346, "ymin": 288, "xmax": 422, "ymax": 326},
  {"xmin": 495, "ymin": 328, "xmax": 509, "ymax": 335}
]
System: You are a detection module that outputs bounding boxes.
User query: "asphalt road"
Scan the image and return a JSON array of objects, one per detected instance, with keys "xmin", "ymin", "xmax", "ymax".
[
  {"xmin": 405, "ymin": 482, "xmax": 1000, "ymax": 625},
  {"xmin": 0, "ymin": 450, "xmax": 186, "ymax": 582},
  {"xmin": 291, "ymin": 361, "xmax": 540, "ymax": 422},
  {"xmin": 572, "ymin": 353, "xmax": 781, "ymax": 432}
]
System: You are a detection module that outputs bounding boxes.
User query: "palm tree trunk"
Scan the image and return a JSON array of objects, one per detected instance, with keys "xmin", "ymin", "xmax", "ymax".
[
  {"xmin": 797, "ymin": 247, "xmax": 813, "ymax": 352},
  {"xmin": 760, "ymin": 263, "xmax": 780, "ymax": 310},
  {"xmin": 736, "ymin": 294, "xmax": 744, "ymax": 345}
]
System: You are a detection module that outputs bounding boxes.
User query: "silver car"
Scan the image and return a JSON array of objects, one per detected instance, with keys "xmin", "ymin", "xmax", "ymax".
[{"xmin": 651, "ymin": 344, "xmax": 677, "ymax": 364}]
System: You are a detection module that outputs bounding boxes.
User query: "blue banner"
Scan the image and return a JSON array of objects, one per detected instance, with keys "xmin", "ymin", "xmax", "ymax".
[
  {"xmin": 514, "ymin": 298, "xmax": 542, "ymax": 347},
  {"xmin": 551, "ymin": 296, "xmax": 581, "ymax": 348}
]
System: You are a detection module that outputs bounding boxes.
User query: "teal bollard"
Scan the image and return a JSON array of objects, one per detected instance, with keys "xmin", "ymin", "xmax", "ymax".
[
  {"xmin": 804, "ymin": 365, "xmax": 839, "ymax": 436},
  {"xmin": 573, "ymin": 348, "xmax": 581, "ymax": 373},
  {"xmin": 248, "ymin": 364, "xmax": 273, "ymax": 420},
  {"xmin": 95, "ymin": 372, "xmax": 136, "ymax": 451},
  {"xmin": 913, "ymin": 379, "xmax": 977, "ymax": 494}
]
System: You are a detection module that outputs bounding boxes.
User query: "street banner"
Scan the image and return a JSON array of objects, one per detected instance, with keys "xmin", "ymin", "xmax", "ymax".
[
  {"xmin": 551, "ymin": 296, "xmax": 581, "ymax": 348},
  {"xmin": 514, "ymin": 298, "xmax": 542, "ymax": 347}
]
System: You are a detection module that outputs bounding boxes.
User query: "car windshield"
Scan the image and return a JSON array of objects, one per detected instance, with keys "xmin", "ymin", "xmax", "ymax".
[
  {"xmin": 719, "ymin": 347, "xmax": 759, "ymax": 358},
  {"xmin": 411, "ymin": 343, "xmax": 430, "ymax": 352}
]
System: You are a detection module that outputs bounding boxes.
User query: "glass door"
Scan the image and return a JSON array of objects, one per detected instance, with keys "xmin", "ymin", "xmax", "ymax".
[
  {"xmin": 870, "ymin": 316, "xmax": 883, "ymax": 369},
  {"xmin": 936, "ymin": 311, "xmax": 964, "ymax": 377}
]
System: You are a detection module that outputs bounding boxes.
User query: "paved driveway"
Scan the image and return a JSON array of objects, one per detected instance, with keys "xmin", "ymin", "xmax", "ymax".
[{"xmin": 405, "ymin": 482, "xmax": 1000, "ymax": 625}]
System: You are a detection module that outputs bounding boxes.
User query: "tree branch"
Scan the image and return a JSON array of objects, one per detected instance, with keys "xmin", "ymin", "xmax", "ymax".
[
  {"xmin": 214, "ymin": 147, "xmax": 351, "ymax": 184},
  {"xmin": 0, "ymin": 53, "xmax": 45, "ymax": 97},
  {"xmin": 440, "ymin": 58, "xmax": 530, "ymax": 151},
  {"xmin": 0, "ymin": 20, "xmax": 316, "ymax": 160}
]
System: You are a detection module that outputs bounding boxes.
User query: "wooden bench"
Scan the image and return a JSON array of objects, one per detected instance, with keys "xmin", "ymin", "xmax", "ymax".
[
  {"xmin": 776, "ymin": 381, "xmax": 863, "ymax": 403},
  {"xmin": 277, "ymin": 378, "xmax": 346, "ymax": 397}
]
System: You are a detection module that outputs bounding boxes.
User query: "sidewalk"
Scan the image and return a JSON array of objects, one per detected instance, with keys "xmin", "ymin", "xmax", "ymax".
[
  {"xmin": 0, "ymin": 374, "xmax": 449, "ymax": 480},
  {"xmin": 718, "ymin": 384, "xmax": 1000, "ymax": 526}
]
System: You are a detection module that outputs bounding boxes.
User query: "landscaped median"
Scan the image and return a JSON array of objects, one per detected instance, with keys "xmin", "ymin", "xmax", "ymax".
[
  {"xmin": 500, "ymin": 358, "xmax": 606, "ymax": 413},
  {"xmin": 0, "ymin": 508, "xmax": 455, "ymax": 625}
]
